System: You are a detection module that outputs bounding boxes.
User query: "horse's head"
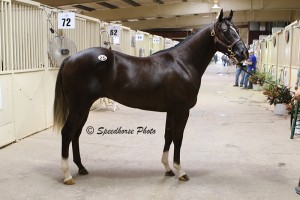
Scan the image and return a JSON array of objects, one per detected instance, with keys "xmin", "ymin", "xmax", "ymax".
[{"xmin": 211, "ymin": 9, "xmax": 248, "ymax": 62}]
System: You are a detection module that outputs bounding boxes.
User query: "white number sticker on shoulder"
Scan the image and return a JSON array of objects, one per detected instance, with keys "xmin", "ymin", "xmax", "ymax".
[{"xmin": 98, "ymin": 55, "xmax": 107, "ymax": 61}]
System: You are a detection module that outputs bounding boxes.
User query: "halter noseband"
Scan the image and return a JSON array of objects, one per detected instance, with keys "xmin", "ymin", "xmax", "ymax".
[{"xmin": 211, "ymin": 22, "xmax": 241, "ymax": 62}]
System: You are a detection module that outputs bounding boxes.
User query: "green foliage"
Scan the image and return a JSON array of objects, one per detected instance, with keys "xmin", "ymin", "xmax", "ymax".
[
  {"xmin": 248, "ymin": 71, "xmax": 267, "ymax": 86},
  {"xmin": 262, "ymin": 79, "xmax": 292, "ymax": 105}
]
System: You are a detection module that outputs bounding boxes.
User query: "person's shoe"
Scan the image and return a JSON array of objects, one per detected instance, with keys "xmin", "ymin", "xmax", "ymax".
[
  {"xmin": 240, "ymin": 85, "xmax": 243, "ymax": 87},
  {"xmin": 233, "ymin": 84, "xmax": 238, "ymax": 87},
  {"xmin": 242, "ymin": 87, "xmax": 248, "ymax": 89},
  {"xmin": 248, "ymin": 87, "xmax": 253, "ymax": 89}
]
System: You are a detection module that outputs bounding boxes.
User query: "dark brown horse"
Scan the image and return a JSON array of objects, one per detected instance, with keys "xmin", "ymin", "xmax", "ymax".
[{"xmin": 53, "ymin": 10, "xmax": 248, "ymax": 185}]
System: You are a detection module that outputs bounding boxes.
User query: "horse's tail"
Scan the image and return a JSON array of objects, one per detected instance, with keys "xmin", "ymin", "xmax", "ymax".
[{"xmin": 53, "ymin": 57, "xmax": 70, "ymax": 132}]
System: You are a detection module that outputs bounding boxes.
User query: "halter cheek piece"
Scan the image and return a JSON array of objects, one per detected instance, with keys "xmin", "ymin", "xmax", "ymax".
[{"xmin": 211, "ymin": 22, "xmax": 241, "ymax": 62}]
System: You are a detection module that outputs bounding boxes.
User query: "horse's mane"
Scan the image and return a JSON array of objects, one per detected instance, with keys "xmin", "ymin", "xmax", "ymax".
[{"xmin": 152, "ymin": 23, "xmax": 214, "ymax": 55}]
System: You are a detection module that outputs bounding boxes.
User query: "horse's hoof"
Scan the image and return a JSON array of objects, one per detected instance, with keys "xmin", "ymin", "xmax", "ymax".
[
  {"xmin": 179, "ymin": 174, "xmax": 190, "ymax": 181},
  {"xmin": 78, "ymin": 168, "xmax": 89, "ymax": 175},
  {"xmin": 165, "ymin": 170, "xmax": 175, "ymax": 176},
  {"xmin": 64, "ymin": 178, "xmax": 75, "ymax": 185},
  {"xmin": 296, "ymin": 187, "xmax": 300, "ymax": 195}
]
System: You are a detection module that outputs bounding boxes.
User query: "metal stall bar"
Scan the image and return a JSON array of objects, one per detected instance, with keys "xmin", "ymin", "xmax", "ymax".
[
  {"xmin": 1, "ymin": 0, "xmax": 6, "ymax": 71},
  {"xmin": 0, "ymin": 1, "xmax": 4, "ymax": 72},
  {"xmin": 12, "ymin": 3, "xmax": 19, "ymax": 70}
]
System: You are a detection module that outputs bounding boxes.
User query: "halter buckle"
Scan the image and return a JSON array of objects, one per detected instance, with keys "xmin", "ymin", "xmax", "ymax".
[{"xmin": 211, "ymin": 30, "xmax": 215, "ymax": 37}]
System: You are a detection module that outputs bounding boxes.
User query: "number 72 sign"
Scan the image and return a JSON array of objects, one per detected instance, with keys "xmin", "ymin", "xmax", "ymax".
[{"xmin": 58, "ymin": 12, "xmax": 75, "ymax": 29}]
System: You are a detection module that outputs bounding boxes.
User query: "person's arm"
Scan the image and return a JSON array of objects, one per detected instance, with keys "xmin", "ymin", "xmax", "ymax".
[
  {"xmin": 244, "ymin": 60, "xmax": 253, "ymax": 65},
  {"xmin": 244, "ymin": 56, "xmax": 254, "ymax": 65}
]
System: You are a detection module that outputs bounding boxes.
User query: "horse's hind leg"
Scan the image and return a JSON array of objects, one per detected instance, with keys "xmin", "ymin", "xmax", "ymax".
[
  {"xmin": 172, "ymin": 109, "xmax": 190, "ymax": 181},
  {"xmin": 61, "ymin": 108, "xmax": 90, "ymax": 185},
  {"xmin": 72, "ymin": 111, "xmax": 89, "ymax": 175},
  {"xmin": 161, "ymin": 112, "xmax": 175, "ymax": 176}
]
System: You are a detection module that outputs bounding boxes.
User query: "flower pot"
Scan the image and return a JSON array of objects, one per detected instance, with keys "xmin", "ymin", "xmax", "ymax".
[
  {"xmin": 253, "ymin": 84, "xmax": 262, "ymax": 91},
  {"xmin": 274, "ymin": 103, "xmax": 288, "ymax": 115}
]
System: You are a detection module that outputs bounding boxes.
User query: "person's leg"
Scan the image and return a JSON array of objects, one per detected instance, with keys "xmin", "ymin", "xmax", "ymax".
[
  {"xmin": 234, "ymin": 67, "xmax": 241, "ymax": 86},
  {"xmin": 244, "ymin": 71, "xmax": 250, "ymax": 88},
  {"xmin": 240, "ymin": 70, "xmax": 245, "ymax": 87}
]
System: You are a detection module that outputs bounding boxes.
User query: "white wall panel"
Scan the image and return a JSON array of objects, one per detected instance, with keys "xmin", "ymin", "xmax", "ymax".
[
  {"xmin": 44, "ymin": 70, "xmax": 58, "ymax": 128},
  {"xmin": 13, "ymin": 71, "xmax": 47, "ymax": 139},
  {"xmin": 0, "ymin": 74, "xmax": 15, "ymax": 147}
]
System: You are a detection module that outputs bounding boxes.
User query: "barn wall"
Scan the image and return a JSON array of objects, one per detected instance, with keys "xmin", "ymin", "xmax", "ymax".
[{"xmin": 254, "ymin": 20, "xmax": 300, "ymax": 90}]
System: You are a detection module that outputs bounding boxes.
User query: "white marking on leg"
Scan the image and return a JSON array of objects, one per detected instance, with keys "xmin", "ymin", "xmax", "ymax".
[
  {"xmin": 61, "ymin": 158, "xmax": 73, "ymax": 182},
  {"xmin": 173, "ymin": 163, "xmax": 186, "ymax": 177},
  {"xmin": 161, "ymin": 151, "xmax": 172, "ymax": 172}
]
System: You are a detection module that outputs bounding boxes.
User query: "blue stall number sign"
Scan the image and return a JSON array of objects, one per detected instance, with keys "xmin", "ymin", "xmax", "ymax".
[
  {"xmin": 136, "ymin": 33, "xmax": 144, "ymax": 41},
  {"xmin": 58, "ymin": 12, "xmax": 75, "ymax": 29}
]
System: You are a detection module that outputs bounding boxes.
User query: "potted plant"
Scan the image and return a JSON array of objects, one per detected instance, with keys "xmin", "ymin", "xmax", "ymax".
[
  {"xmin": 249, "ymin": 72, "xmax": 266, "ymax": 91},
  {"xmin": 263, "ymin": 82, "xmax": 293, "ymax": 115}
]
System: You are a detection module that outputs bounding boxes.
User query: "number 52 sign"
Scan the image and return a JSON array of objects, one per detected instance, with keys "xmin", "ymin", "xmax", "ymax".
[{"xmin": 58, "ymin": 12, "xmax": 75, "ymax": 29}]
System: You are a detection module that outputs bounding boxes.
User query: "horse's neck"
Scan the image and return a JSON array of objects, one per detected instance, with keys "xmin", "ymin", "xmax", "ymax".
[{"xmin": 174, "ymin": 25, "xmax": 216, "ymax": 75}]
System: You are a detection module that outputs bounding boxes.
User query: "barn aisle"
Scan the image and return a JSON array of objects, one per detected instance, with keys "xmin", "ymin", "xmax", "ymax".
[{"xmin": 0, "ymin": 62, "xmax": 299, "ymax": 200}]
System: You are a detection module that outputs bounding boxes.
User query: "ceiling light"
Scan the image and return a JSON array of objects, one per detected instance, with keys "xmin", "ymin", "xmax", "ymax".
[
  {"xmin": 212, "ymin": 3, "xmax": 220, "ymax": 9},
  {"xmin": 211, "ymin": 0, "xmax": 220, "ymax": 9},
  {"xmin": 211, "ymin": 0, "xmax": 221, "ymax": 12}
]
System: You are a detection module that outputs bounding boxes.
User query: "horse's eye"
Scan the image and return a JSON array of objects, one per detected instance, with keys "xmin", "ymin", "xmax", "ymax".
[{"xmin": 220, "ymin": 24, "xmax": 228, "ymax": 32}]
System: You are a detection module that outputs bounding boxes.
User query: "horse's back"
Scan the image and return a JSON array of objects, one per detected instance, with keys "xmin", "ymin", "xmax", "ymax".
[{"xmin": 61, "ymin": 46, "xmax": 199, "ymax": 111}]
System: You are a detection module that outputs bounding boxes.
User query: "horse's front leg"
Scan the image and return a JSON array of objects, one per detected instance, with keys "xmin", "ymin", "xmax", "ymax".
[{"xmin": 172, "ymin": 109, "xmax": 190, "ymax": 181}]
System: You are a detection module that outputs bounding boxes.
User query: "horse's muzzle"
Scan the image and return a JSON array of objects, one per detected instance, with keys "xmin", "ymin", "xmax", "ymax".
[{"xmin": 234, "ymin": 44, "xmax": 249, "ymax": 62}]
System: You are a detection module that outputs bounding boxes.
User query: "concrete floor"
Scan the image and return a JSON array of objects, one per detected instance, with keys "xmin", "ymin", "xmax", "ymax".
[{"xmin": 1, "ymin": 63, "xmax": 300, "ymax": 200}]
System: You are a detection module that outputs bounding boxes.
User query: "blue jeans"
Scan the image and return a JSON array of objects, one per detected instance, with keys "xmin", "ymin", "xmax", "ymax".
[
  {"xmin": 235, "ymin": 66, "xmax": 246, "ymax": 86},
  {"xmin": 244, "ymin": 69, "xmax": 256, "ymax": 88}
]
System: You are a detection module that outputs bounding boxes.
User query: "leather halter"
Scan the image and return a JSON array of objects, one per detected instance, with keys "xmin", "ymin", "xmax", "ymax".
[{"xmin": 211, "ymin": 22, "xmax": 241, "ymax": 61}]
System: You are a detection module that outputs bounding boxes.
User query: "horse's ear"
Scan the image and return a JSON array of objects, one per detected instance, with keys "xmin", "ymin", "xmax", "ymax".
[
  {"xmin": 218, "ymin": 9, "xmax": 223, "ymax": 22},
  {"xmin": 228, "ymin": 10, "xmax": 233, "ymax": 21}
]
